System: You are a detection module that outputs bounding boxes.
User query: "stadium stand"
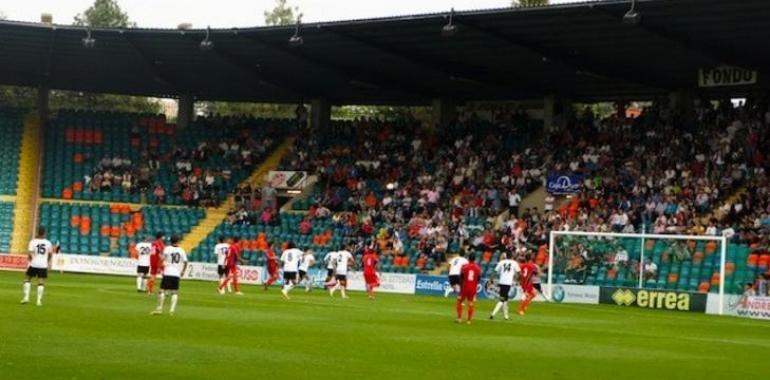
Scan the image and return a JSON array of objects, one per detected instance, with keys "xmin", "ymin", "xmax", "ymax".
[
  {"xmin": 0, "ymin": 108, "xmax": 24, "ymax": 195},
  {"xmin": 41, "ymin": 110, "xmax": 290, "ymax": 205},
  {"xmin": 37, "ymin": 202, "xmax": 204, "ymax": 256}
]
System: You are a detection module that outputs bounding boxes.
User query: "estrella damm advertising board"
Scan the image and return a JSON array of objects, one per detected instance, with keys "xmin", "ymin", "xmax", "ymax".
[{"xmin": 599, "ymin": 287, "xmax": 707, "ymax": 313}]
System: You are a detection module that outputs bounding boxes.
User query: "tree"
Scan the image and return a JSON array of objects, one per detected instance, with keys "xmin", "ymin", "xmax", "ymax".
[
  {"xmin": 264, "ymin": 0, "xmax": 302, "ymax": 26},
  {"xmin": 74, "ymin": 0, "xmax": 133, "ymax": 27},
  {"xmin": 513, "ymin": 0, "xmax": 549, "ymax": 7}
]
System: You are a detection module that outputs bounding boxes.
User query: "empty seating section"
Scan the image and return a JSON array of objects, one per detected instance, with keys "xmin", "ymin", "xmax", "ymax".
[
  {"xmin": 38, "ymin": 202, "xmax": 204, "ymax": 256},
  {"xmin": 42, "ymin": 110, "xmax": 289, "ymax": 205},
  {"xmin": 0, "ymin": 202, "xmax": 15, "ymax": 252},
  {"xmin": 0, "ymin": 108, "xmax": 24, "ymax": 194}
]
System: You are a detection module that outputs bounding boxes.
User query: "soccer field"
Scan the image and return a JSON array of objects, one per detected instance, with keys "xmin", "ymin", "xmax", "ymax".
[{"xmin": 0, "ymin": 272, "xmax": 768, "ymax": 380}]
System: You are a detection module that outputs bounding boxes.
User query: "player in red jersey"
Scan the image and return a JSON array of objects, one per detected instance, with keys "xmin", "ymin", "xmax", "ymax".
[
  {"xmin": 362, "ymin": 247, "xmax": 380, "ymax": 300},
  {"xmin": 263, "ymin": 242, "xmax": 280, "ymax": 290},
  {"xmin": 218, "ymin": 237, "xmax": 245, "ymax": 295},
  {"xmin": 147, "ymin": 232, "xmax": 165, "ymax": 295},
  {"xmin": 517, "ymin": 253, "xmax": 539, "ymax": 315},
  {"xmin": 456, "ymin": 252, "xmax": 482, "ymax": 324}
]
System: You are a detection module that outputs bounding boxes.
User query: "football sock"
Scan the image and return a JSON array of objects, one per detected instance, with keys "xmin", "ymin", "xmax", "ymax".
[
  {"xmin": 491, "ymin": 301, "xmax": 503, "ymax": 317},
  {"xmin": 147, "ymin": 278, "xmax": 155, "ymax": 293},
  {"xmin": 157, "ymin": 291, "xmax": 166, "ymax": 310},
  {"xmin": 341, "ymin": 288, "xmax": 347, "ymax": 298},
  {"xmin": 503, "ymin": 303, "xmax": 509, "ymax": 319},
  {"xmin": 136, "ymin": 276, "xmax": 143, "ymax": 291},
  {"xmin": 36, "ymin": 285, "xmax": 44, "ymax": 305},
  {"xmin": 456, "ymin": 301, "xmax": 463, "ymax": 319},
  {"xmin": 468, "ymin": 304, "xmax": 475, "ymax": 321},
  {"xmin": 170, "ymin": 294, "xmax": 178, "ymax": 314},
  {"xmin": 22, "ymin": 281, "xmax": 30, "ymax": 302}
]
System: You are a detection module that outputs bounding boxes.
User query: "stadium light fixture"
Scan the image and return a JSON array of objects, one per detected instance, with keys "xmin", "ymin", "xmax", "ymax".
[
  {"xmin": 200, "ymin": 26, "xmax": 214, "ymax": 51},
  {"xmin": 441, "ymin": 8, "xmax": 458, "ymax": 37},
  {"xmin": 288, "ymin": 19, "xmax": 304, "ymax": 47},
  {"xmin": 82, "ymin": 28, "xmax": 95, "ymax": 48},
  {"xmin": 623, "ymin": 0, "xmax": 641, "ymax": 25}
]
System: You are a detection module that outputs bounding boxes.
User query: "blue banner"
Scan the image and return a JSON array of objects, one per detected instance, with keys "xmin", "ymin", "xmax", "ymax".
[
  {"xmin": 415, "ymin": 274, "xmax": 511, "ymax": 300},
  {"xmin": 546, "ymin": 174, "xmax": 583, "ymax": 194},
  {"xmin": 415, "ymin": 275, "xmax": 449, "ymax": 296}
]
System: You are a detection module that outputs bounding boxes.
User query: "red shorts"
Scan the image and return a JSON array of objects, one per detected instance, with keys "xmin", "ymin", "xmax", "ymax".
[
  {"xmin": 364, "ymin": 271, "xmax": 379, "ymax": 286},
  {"xmin": 150, "ymin": 265, "xmax": 159, "ymax": 276},
  {"xmin": 458, "ymin": 288, "xmax": 477, "ymax": 302},
  {"xmin": 268, "ymin": 265, "xmax": 278, "ymax": 276},
  {"xmin": 227, "ymin": 265, "xmax": 238, "ymax": 275},
  {"xmin": 522, "ymin": 285, "xmax": 535, "ymax": 297}
]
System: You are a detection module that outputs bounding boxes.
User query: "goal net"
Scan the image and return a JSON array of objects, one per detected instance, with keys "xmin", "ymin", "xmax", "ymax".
[{"xmin": 548, "ymin": 231, "xmax": 727, "ymax": 315}]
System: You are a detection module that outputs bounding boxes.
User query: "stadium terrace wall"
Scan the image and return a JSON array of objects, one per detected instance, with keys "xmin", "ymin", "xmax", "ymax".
[
  {"xmin": 707, "ymin": 294, "xmax": 770, "ymax": 321},
  {"xmin": 415, "ymin": 274, "xmax": 600, "ymax": 304},
  {"xmin": 599, "ymin": 287, "xmax": 707, "ymax": 313},
  {"xmin": 50, "ymin": 254, "xmax": 265, "ymax": 285}
]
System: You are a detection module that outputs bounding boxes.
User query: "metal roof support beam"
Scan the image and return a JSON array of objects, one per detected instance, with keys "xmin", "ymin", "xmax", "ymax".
[
  {"xmin": 200, "ymin": 43, "xmax": 315, "ymax": 100},
  {"xmin": 456, "ymin": 19, "xmax": 670, "ymax": 91},
  {"xmin": 327, "ymin": 27, "xmax": 519, "ymax": 94},
  {"xmin": 241, "ymin": 33, "xmax": 433, "ymax": 100},
  {"xmin": 123, "ymin": 32, "xmax": 180, "ymax": 90}
]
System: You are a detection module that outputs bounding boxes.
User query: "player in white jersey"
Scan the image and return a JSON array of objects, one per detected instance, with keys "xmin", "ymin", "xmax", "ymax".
[
  {"xmin": 323, "ymin": 250, "xmax": 339, "ymax": 287},
  {"xmin": 297, "ymin": 250, "xmax": 316, "ymax": 292},
  {"xmin": 330, "ymin": 245, "xmax": 355, "ymax": 298},
  {"xmin": 490, "ymin": 252, "xmax": 520, "ymax": 320},
  {"xmin": 134, "ymin": 236, "xmax": 153, "ymax": 292},
  {"xmin": 214, "ymin": 236, "xmax": 231, "ymax": 293},
  {"xmin": 280, "ymin": 242, "xmax": 303, "ymax": 300},
  {"xmin": 22, "ymin": 227, "xmax": 57, "ymax": 306},
  {"xmin": 444, "ymin": 252, "xmax": 469, "ymax": 297},
  {"xmin": 151, "ymin": 235, "xmax": 188, "ymax": 316}
]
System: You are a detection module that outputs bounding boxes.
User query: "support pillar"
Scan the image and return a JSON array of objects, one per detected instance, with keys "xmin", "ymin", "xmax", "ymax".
[
  {"xmin": 543, "ymin": 95, "xmax": 571, "ymax": 132},
  {"xmin": 177, "ymin": 94, "xmax": 194, "ymax": 129},
  {"xmin": 310, "ymin": 98, "xmax": 331, "ymax": 132},
  {"xmin": 431, "ymin": 98, "xmax": 456, "ymax": 129},
  {"xmin": 37, "ymin": 86, "xmax": 50, "ymax": 124}
]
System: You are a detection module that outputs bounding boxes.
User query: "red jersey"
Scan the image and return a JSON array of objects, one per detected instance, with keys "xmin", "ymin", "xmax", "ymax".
[
  {"xmin": 362, "ymin": 253, "xmax": 378, "ymax": 273},
  {"xmin": 150, "ymin": 239, "xmax": 165, "ymax": 269},
  {"xmin": 460, "ymin": 262, "xmax": 482, "ymax": 293},
  {"xmin": 226, "ymin": 244, "xmax": 241, "ymax": 267},
  {"xmin": 266, "ymin": 249, "xmax": 278, "ymax": 272},
  {"xmin": 519, "ymin": 262, "xmax": 539, "ymax": 288}
]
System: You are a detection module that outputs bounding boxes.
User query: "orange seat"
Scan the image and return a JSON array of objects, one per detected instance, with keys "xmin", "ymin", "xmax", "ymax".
[
  {"xmin": 710, "ymin": 272, "xmax": 720, "ymax": 285},
  {"xmin": 692, "ymin": 251, "xmax": 704, "ymax": 264},
  {"xmin": 110, "ymin": 226, "xmax": 121, "ymax": 237},
  {"xmin": 645, "ymin": 239, "xmax": 655, "ymax": 251},
  {"xmin": 70, "ymin": 215, "xmax": 81, "ymax": 227},
  {"xmin": 61, "ymin": 188, "xmax": 72, "ymax": 199},
  {"xmin": 667, "ymin": 273, "xmax": 679, "ymax": 283},
  {"xmin": 128, "ymin": 243, "xmax": 138, "ymax": 259},
  {"xmin": 73, "ymin": 153, "xmax": 84, "ymax": 164},
  {"xmin": 725, "ymin": 262, "xmax": 736, "ymax": 274},
  {"xmin": 705, "ymin": 241, "xmax": 717, "ymax": 255},
  {"xmin": 747, "ymin": 254, "xmax": 759, "ymax": 267},
  {"xmin": 607, "ymin": 269, "xmax": 617, "ymax": 279},
  {"xmin": 100, "ymin": 225, "xmax": 111, "ymax": 236},
  {"xmin": 698, "ymin": 282, "xmax": 710, "ymax": 293},
  {"xmin": 758, "ymin": 255, "xmax": 770, "ymax": 268},
  {"xmin": 72, "ymin": 181, "xmax": 83, "ymax": 192}
]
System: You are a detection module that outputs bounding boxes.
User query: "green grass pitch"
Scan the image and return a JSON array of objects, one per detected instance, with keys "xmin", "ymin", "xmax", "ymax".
[{"xmin": 1, "ymin": 271, "xmax": 768, "ymax": 380}]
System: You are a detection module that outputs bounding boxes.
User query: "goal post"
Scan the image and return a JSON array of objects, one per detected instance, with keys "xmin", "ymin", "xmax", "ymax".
[{"xmin": 548, "ymin": 230, "xmax": 727, "ymax": 315}]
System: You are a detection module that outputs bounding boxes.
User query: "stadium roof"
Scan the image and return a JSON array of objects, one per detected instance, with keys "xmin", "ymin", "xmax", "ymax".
[{"xmin": 0, "ymin": 0, "xmax": 768, "ymax": 104}]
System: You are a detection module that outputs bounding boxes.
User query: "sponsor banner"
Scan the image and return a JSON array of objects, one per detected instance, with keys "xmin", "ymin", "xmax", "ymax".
[
  {"xmin": 415, "ymin": 275, "xmax": 599, "ymax": 304},
  {"xmin": 707, "ymin": 293, "xmax": 770, "ymax": 320},
  {"xmin": 546, "ymin": 174, "xmax": 583, "ymax": 195},
  {"xmin": 600, "ymin": 286, "xmax": 706, "ymax": 313},
  {"xmin": 346, "ymin": 271, "xmax": 416, "ymax": 294},
  {"xmin": 52, "ymin": 254, "xmax": 263, "ymax": 284},
  {"xmin": 0, "ymin": 254, "xmax": 28, "ymax": 271},
  {"xmin": 699, "ymin": 65, "xmax": 758, "ymax": 88},
  {"xmin": 267, "ymin": 171, "xmax": 307, "ymax": 190}
]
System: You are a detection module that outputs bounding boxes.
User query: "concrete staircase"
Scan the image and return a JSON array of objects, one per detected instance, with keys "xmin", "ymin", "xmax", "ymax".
[
  {"xmin": 10, "ymin": 114, "xmax": 42, "ymax": 253},
  {"xmin": 518, "ymin": 186, "xmax": 548, "ymax": 216},
  {"xmin": 179, "ymin": 137, "xmax": 295, "ymax": 252}
]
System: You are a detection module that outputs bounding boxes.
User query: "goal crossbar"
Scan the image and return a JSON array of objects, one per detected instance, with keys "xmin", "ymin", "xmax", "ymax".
[{"xmin": 548, "ymin": 230, "xmax": 727, "ymax": 315}]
